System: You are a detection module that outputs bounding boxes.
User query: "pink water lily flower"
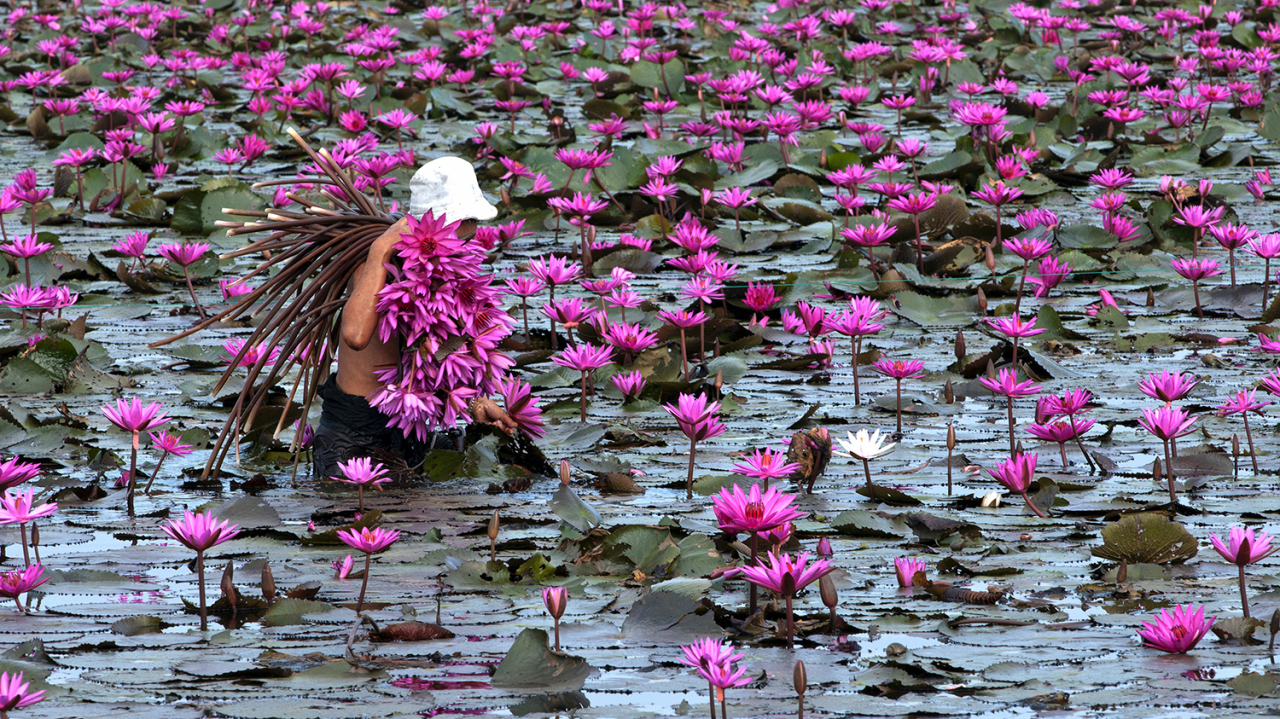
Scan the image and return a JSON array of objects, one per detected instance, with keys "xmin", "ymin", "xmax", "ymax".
[
  {"xmin": 0, "ymin": 564, "xmax": 47, "ymax": 614},
  {"xmin": 1139, "ymin": 405, "xmax": 1198, "ymax": 506},
  {"xmin": 333, "ymin": 555, "xmax": 354, "ymax": 580},
  {"xmin": 664, "ymin": 393, "xmax": 727, "ymax": 500},
  {"xmin": 894, "ymin": 557, "xmax": 926, "ymax": 588},
  {"xmin": 161, "ymin": 510, "xmax": 240, "ymax": 630},
  {"xmin": 0, "ymin": 669, "xmax": 46, "ymax": 712},
  {"xmin": 739, "ymin": 550, "xmax": 834, "ymax": 648},
  {"xmin": 1211, "ymin": 525, "xmax": 1278, "ymax": 619},
  {"xmin": 333, "ymin": 457, "xmax": 391, "ymax": 513},
  {"xmin": 712, "ymin": 483, "xmax": 805, "ymax": 537},
  {"xmin": 338, "ymin": 527, "xmax": 401, "ymax": 612},
  {"xmin": 1137, "ymin": 605, "xmax": 1214, "ymax": 654},
  {"xmin": 729, "ymin": 447, "xmax": 801, "ymax": 487}
]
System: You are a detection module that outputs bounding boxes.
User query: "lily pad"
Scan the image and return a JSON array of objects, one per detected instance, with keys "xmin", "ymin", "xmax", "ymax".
[
  {"xmin": 1090, "ymin": 513, "xmax": 1198, "ymax": 565},
  {"xmin": 491, "ymin": 628, "xmax": 597, "ymax": 692}
]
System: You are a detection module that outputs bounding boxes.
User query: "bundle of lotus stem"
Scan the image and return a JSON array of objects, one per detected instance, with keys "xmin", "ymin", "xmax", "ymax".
[{"xmin": 151, "ymin": 128, "xmax": 398, "ymax": 480}]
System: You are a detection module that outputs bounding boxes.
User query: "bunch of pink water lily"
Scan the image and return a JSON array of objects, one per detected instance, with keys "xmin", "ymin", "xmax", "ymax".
[
  {"xmin": 711, "ymin": 482, "xmax": 831, "ymax": 650},
  {"xmin": 369, "ymin": 210, "xmax": 544, "ymax": 443},
  {"xmin": 0, "ymin": 455, "xmax": 54, "ymax": 615}
]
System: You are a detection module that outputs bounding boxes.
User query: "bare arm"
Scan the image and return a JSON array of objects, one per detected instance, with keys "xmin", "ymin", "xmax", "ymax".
[{"xmin": 341, "ymin": 219, "xmax": 408, "ymax": 351}]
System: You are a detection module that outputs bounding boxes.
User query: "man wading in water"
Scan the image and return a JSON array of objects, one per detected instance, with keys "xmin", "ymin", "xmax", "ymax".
[{"xmin": 312, "ymin": 157, "xmax": 516, "ymax": 477}]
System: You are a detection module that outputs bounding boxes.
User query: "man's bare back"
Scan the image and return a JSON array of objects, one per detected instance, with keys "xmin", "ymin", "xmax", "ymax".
[{"xmin": 337, "ymin": 218, "xmax": 407, "ymax": 397}]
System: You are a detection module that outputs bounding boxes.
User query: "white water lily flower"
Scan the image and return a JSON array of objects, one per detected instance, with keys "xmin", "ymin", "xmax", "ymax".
[
  {"xmin": 981, "ymin": 491, "xmax": 1002, "ymax": 508},
  {"xmin": 833, "ymin": 429, "xmax": 896, "ymax": 461}
]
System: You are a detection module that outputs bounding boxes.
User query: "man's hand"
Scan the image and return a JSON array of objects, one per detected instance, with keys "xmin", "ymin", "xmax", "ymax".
[{"xmin": 470, "ymin": 397, "xmax": 517, "ymax": 434}]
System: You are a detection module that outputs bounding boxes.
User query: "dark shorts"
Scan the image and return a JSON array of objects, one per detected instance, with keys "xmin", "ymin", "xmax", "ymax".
[{"xmin": 311, "ymin": 375, "xmax": 428, "ymax": 478}]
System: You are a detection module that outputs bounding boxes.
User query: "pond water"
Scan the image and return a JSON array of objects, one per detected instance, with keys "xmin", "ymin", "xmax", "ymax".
[{"xmin": 2, "ymin": 0, "xmax": 1280, "ymax": 717}]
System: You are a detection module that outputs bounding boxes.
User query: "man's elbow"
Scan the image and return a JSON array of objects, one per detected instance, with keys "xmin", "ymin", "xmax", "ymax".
[{"xmin": 342, "ymin": 325, "xmax": 371, "ymax": 352}]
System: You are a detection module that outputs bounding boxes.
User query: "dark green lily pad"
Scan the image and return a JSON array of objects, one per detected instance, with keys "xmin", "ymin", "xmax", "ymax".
[{"xmin": 1090, "ymin": 513, "xmax": 1198, "ymax": 565}]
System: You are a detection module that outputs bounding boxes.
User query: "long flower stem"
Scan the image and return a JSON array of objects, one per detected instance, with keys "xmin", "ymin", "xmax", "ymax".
[
  {"xmin": 1006, "ymin": 396, "xmax": 1016, "ymax": 456},
  {"xmin": 708, "ymin": 681, "xmax": 717, "ymax": 719},
  {"xmin": 852, "ymin": 337, "xmax": 862, "ymax": 406},
  {"xmin": 580, "ymin": 372, "xmax": 588, "ymax": 422},
  {"xmin": 894, "ymin": 378, "xmax": 903, "ymax": 434},
  {"xmin": 358, "ymin": 485, "xmax": 365, "ymax": 513},
  {"xmin": 553, "ymin": 616, "xmax": 561, "ymax": 652},
  {"xmin": 1243, "ymin": 413, "xmax": 1259, "ymax": 474},
  {"xmin": 699, "ymin": 300, "xmax": 708, "ymax": 362},
  {"xmin": 127, "ymin": 433, "xmax": 139, "ymax": 516},
  {"xmin": 1066, "ymin": 411, "xmax": 1096, "ymax": 473},
  {"xmin": 1015, "ymin": 258, "xmax": 1028, "ymax": 314},
  {"xmin": 749, "ymin": 533, "xmax": 759, "ymax": 615},
  {"xmin": 785, "ymin": 593, "xmax": 795, "ymax": 648},
  {"xmin": 183, "ymin": 267, "xmax": 208, "ymax": 320},
  {"xmin": 357, "ymin": 552, "xmax": 371, "ymax": 612},
  {"xmin": 548, "ymin": 287, "xmax": 558, "ymax": 350},
  {"xmin": 19, "ymin": 523, "xmax": 29, "ymax": 567},
  {"xmin": 197, "ymin": 549, "xmax": 207, "ymax": 630},
  {"xmin": 143, "ymin": 449, "xmax": 171, "ymax": 494},
  {"xmin": 1020, "ymin": 491, "xmax": 1048, "ymax": 518},
  {"xmin": 913, "ymin": 214, "xmax": 923, "ymax": 274},
  {"xmin": 1239, "ymin": 564, "xmax": 1252, "ymax": 619},
  {"xmin": 1192, "ymin": 279, "xmax": 1203, "ymax": 319},
  {"xmin": 1264, "ymin": 258, "xmax": 1272, "ymax": 309},
  {"xmin": 680, "ymin": 328, "xmax": 690, "ymax": 381},
  {"xmin": 862, "ymin": 458, "xmax": 873, "ymax": 489},
  {"xmin": 685, "ymin": 438, "xmax": 698, "ymax": 500},
  {"xmin": 1164, "ymin": 439, "xmax": 1177, "ymax": 505}
]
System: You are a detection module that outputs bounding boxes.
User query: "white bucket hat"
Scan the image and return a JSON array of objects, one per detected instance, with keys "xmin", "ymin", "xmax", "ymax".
[{"xmin": 408, "ymin": 156, "xmax": 498, "ymax": 222}]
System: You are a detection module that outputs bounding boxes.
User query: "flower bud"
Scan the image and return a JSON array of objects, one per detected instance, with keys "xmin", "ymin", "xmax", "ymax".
[
  {"xmin": 221, "ymin": 561, "xmax": 236, "ymax": 610},
  {"xmin": 560, "ymin": 459, "xmax": 572, "ymax": 486},
  {"xmin": 954, "ymin": 329, "xmax": 965, "ymax": 360},
  {"xmin": 793, "ymin": 659, "xmax": 807, "ymax": 696},
  {"xmin": 262, "ymin": 560, "xmax": 276, "ymax": 603},
  {"xmin": 816, "ymin": 537, "xmax": 832, "ymax": 557},
  {"xmin": 947, "ymin": 424, "xmax": 956, "ymax": 451},
  {"xmin": 542, "ymin": 586, "xmax": 568, "ymax": 620},
  {"xmin": 819, "ymin": 573, "xmax": 837, "ymax": 609}
]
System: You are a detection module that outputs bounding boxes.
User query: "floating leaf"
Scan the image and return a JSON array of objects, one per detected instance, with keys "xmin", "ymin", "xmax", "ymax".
[
  {"xmin": 1090, "ymin": 513, "xmax": 1198, "ymax": 565},
  {"xmin": 620, "ymin": 590, "xmax": 720, "ymax": 643},
  {"xmin": 260, "ymin": 598, "xmax": 334, "ymax": 627},
  {"xmin": 491, "ymin": 628, "xmax": 597, "ymax": 692},
  {"xmin": 111, "ymin": 615, "xmax": 168, "ymax": 635},
  {"xmin": 550, "ymin": 484, "xmax": 602, "ymax": 532},
  {"xmin": 831, "ymin": 510, "xmax": 908, "ymax": 538}
]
